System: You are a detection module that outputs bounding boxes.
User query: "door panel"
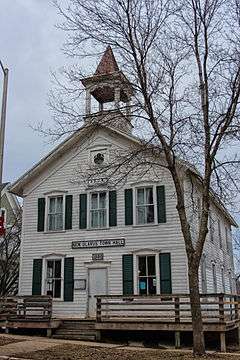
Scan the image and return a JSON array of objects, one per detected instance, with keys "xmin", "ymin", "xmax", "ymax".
[{"xmin": 88, "ymin": 268, "xmax": 107, "ymax": 317}]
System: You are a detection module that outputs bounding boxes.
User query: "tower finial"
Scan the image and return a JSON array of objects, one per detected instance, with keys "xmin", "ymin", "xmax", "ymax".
[{"xmin": 95, "ymin": 46, "xmax": 119, "ymax": 75}]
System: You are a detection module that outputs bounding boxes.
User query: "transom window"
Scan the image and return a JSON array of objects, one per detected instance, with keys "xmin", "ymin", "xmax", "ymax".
[
  {"xmin": 138, "ymin": 255, "xmax": 156, "ymax": 295},
  {"xmin": 90, "ymin": 192, "xmax": 107, "ymax": 228},
  {"xmin": 136, "ymin": 187, "xmax": 155, "ymax": 225},
  {"xmin": 46, "ymin": 259, "xmax": 62, "ymax": 299},
  {"xmin": 48, "ymin": 196, "xmax": 63, "ymax": 231}
]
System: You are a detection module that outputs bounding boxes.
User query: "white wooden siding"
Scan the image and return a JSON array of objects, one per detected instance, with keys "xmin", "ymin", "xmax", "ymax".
[{"xmin": 18, "ymin": 128, "xmax": 235, "ymax": 318}]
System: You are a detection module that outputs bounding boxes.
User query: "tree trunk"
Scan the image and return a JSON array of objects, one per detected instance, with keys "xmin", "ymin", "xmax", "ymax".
[{"xmin": 188, "ymin": 265, "xmax": 205, "ymax": 355}]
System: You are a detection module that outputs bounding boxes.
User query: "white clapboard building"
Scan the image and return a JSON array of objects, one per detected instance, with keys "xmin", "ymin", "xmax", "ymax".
[{"xmin": 10, "ymin": 46, "xmax": 237, "ymax": 319}]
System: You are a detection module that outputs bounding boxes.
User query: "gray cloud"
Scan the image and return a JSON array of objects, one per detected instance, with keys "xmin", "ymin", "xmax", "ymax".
[{"xmin": 0, "ymin": 0, "xmax": 65, "ymax": 183}]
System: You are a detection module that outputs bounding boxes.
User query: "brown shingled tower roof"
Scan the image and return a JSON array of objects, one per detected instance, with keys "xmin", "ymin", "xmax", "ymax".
[{"xmin": 95, "ymin": 46, "xmax": 120, "ymax": 75}]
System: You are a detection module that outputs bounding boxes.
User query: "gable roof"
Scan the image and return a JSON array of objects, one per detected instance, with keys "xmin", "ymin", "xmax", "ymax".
[
  {"xmin": 9, "ymin": 123, "xmax": 237, "ymax": 227},
  {"xmin": 9, "ymin": 123, "xmax": 140, "ymax": 198}
]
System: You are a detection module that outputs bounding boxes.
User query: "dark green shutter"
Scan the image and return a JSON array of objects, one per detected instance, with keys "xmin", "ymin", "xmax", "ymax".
[
  {"xmin": 109, "ymin": 190, "xmax": 117, "ymax": 227},
  {"xmin": 65, "ymin": 195, "xmax": 73, "ymax": 230},
  {"xmin": 64, "ymin": 257, "xmax": 74, "ymax": 302},
  {"xmin": 32, "ymin": 259, "xmax": 42, "ymax": 295},
  {"xmin": 157, "ymin": 186, "xmax": 166, "ymax": 223},
  {"xmin": 122, "ymin": 254, "xmax": 134, "ymax": 295},
  {"xmin": 159, "ymin": 253, "xmax": 172, "ymax": 294},
  {"xmin": 125, "ymin": 189, "xmax": 133, "ymax": 225},
  {"xmin": 37, "ymin": 198, "xmax": 45, "ymax": 232},
  {"xmin": 79, "ymin": 194, "xmax": 87, "ymax": 229}
]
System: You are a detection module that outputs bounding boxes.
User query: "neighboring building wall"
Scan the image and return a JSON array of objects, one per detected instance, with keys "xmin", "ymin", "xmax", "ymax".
[
  {"xmin": 184, "ymin": 177, "xmax": 235, "ymax": 294},
  {"xmin": 1, "ymin": 183, "xmax": 20, "ymax": 227}
]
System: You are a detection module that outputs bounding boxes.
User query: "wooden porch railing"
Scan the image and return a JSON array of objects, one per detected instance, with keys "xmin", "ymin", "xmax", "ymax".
[
  {"xmin": 0, "ymin": 296, "xmax": 52, "ymax": 322},
  {"xmin": 96, "ymin": 294, "xmax": 240, "ymax": 323}
]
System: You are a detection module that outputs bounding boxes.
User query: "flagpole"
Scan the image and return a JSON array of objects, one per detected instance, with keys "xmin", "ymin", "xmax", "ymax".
[{"xmin": 0, "ymin": 61, "xmax": 9, "ymax": 214}]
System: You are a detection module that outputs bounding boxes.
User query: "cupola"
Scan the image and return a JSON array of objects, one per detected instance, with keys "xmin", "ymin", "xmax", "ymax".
[{"xmin": 81, "ymin": 46, "xmax": 133, "ymax": 133}]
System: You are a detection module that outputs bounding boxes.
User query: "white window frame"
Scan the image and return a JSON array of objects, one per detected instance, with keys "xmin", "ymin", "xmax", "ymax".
[
  {"xmin": 88, "ymin": 191, "xmax": 109, "ymax": 229},
  {"xmin": 209, "ymin": 212, "xmax": 215, "ymax": 242},
  {"xmin": 228, "ymin": 270, "xmax": 233, "ymax": 294},
  {"xmin": 218, "ymin": 219, "xmax": 222, "ymax": 249},
  {"xmin": 137, "ymin": 254, "xmax": 158, "ymax": 295},
  {"xmin": 89, "ymin": 147, "xmax": 109, "ymax": 167},
  {"xmin": 201, "ymin": 254, "xmax": 207, "ymax": 294},
  {"xmin": 221, "ymin": 267, "xmax": 225, "ymax": 293},
  {"xmin": 212, "ymin": 262, "xmax": 217, "ymax": 293},
  {"xmin": 42, "ymin": 255, "xmax": 64, "ymax": 301},
  {"xmin": 133, "ymin": 185, "xmax": 158, "ymax": 226},
  {"xmin": 45, "ymin": 193, "xmax": 66, "ymax": 232},
  {"xmin": 132, "ymin": 250, "xmax": 160, "ymax": 295}
]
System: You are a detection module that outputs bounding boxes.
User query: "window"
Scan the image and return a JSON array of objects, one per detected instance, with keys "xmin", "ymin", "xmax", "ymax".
[
  {"xmin": 138, "ymin": 255, "xmax": 156, "ymax": 295},
  {"xmin": 209, "ymin": 213, "xmax": 215, "ymax": 242},
  {"xmin": 48, "ymin": 196, "xmax": 64, "ymax": 231},
  {"xmin": 226, "ymin": 227, "xmax": 232, "ymax": 253},
  {"xmin": 94, "ymin": 152, "xmax": 105, "ymax": 165},
  {"xmin": 0, "ymin": 208, "xmax": 6, "ymax": 227},
  {"xmin": 201, "ymin": 255, "xmax": 207, "ymax": 293},
  {"xmin": 90, "ymin": 192, "xmax": 107, "ymax": 228},
  {"xmin": 221, "ymin": 267, "xmax": 225, "ymax": 293},
  {"xmin": 229, "ymin": 271, "xmax": 233, "ymax": 294},
  {"xmin": 218, "ymin": 219, "xmax": 222, "ymax": 249},
  {"xmin": 197, "ymin": 198, "xmax": 201, "ymax": 227},
  {"xmin": 212, "ymin": 263, "xmax": 217, "ymax": 293},
  {"xmin": 46, "ymin": 259, "xmax": 63, "ymax": 299},
  {"xmin": 136, "ymin": 187, "xmax": 155, "ymax": 225},
  {"xmin": 90, "ymin": 148, "xmax": 108, "ymax": 166}
]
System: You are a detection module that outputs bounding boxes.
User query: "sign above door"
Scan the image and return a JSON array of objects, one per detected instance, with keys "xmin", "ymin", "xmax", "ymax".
[{"xmin": 72, "ymin": 238, "xmax": 125, "ymax": 249}]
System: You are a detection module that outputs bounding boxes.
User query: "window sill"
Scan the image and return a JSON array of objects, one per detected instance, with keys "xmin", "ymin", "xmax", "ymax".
[
  {"xmin": 43, "ymin": 230, "xmax": 66, "ymax": 234},
  {"xmin": 86, "ymin": 227, "xmax": 110, "ymax": 231},
  {"xmin": 132, "ymin": 223, "xmax": 159, "ymax": 228},
  {"xmin": 51, "ymin": 298, "xmax": 64, "ymax": 302}
]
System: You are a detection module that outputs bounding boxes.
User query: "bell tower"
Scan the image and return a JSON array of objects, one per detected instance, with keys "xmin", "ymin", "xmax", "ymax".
[{"xmin": 81, "ymin": 46, "xmax": 133, "ymax": 133}]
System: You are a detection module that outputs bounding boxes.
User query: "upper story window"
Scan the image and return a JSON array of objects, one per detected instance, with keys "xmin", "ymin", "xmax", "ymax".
[
  {"xmin": 90, "ymin": 148, "xmax": 108, "ymax": 167},
  {"xmin": 94, "ymin": 152, "xmax": 105, "ymax": 165},
  {"xmin": 138, "ymin": 255, "xmax": 157, "ymax": 295},
  {"xmin": 0, "ymin": 208, "xmax": 7, "ymax": 227},
  {"xmin": 48, "ymin": 196, "xmax": 63, "ymax": 231},
  {"xmin": 90, "ymin": 192, "xmax": 107, "ymax": 228},
  {"xmin": 136, "ymin": 187, "xmax": 155, "ymax": 225},
  {"xmin": 45, "ymin": 258, "xmax": 63, "ymax": 299},
  {"xmin": 209, "ymin": 213, "xmax": 215, "ymax": 242}
]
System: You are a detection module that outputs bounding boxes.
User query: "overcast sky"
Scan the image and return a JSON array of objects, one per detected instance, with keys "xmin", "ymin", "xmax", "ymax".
[{"xmin": 0, "ymin": 0, "xmax": 66, "ymax": 184}]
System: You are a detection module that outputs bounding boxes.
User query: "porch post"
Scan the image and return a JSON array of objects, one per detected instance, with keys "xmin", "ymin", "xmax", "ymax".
[
  {"xmin": 47, "ymin": 328, "xmax": 52, "ymax": 338},
  {"xmin": 175, "ymin": 331, "xmax": 181, "ymax": 349},
  {"xmin": 220, "ymin": 332, "xmax": 226, "ymax": 352}
]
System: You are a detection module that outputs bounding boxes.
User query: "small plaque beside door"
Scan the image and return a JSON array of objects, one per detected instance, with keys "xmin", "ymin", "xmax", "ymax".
[
  {"xmin": 74, "ymin": 279, "xmax": 86, "ymax": 290},
  {"xmin": 92, "ymin": 253, "xmax": 104, "ymax": 261}
]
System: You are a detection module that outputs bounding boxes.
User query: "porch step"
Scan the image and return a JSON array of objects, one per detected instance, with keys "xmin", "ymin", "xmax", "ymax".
[
  {"xmin": 61, "ymin": 320, "xmax": 96, "ymax": 330},
  {"xmin": 53, "ymin": 333, "xmax": 96, "ymax": 341},
  {"xmin": 53, "ymin": 319, "xmax": 98, "ymax": 341},
  {"xmin": 55, "ymin": 329, "xmax": 97, "ymax": 336}
]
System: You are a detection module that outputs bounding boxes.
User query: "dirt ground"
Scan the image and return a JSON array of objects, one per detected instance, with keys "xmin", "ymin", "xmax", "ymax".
[
  {"xmin": 0, "ymin": 336, "xmax": 24, "ymax": 347},
  {"xmin": 13, "ymin": 344, "xmax": 240, "ymax": 360}
]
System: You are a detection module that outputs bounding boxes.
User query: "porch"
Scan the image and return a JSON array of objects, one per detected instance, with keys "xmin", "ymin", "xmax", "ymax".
[
  {"xmin": 0, "ymin": 294, "xmax": 240, "ymax": 351},
  {"xmin": 0, "ymin": 296, "xmax": 61, "ymax": 336},
  {"xmin": 95, "ymin": 293, "xmax": 240, "ymax": 351}
]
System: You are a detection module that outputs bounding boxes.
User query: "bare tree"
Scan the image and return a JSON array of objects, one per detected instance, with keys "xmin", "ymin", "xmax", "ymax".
[
  {"xmin": 36, "ymin": 0, "xmax": 240, "ymax": 354},
  {"xmin": 0, "ymin": 212, "xmax": 21, "ymax": 297}
]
